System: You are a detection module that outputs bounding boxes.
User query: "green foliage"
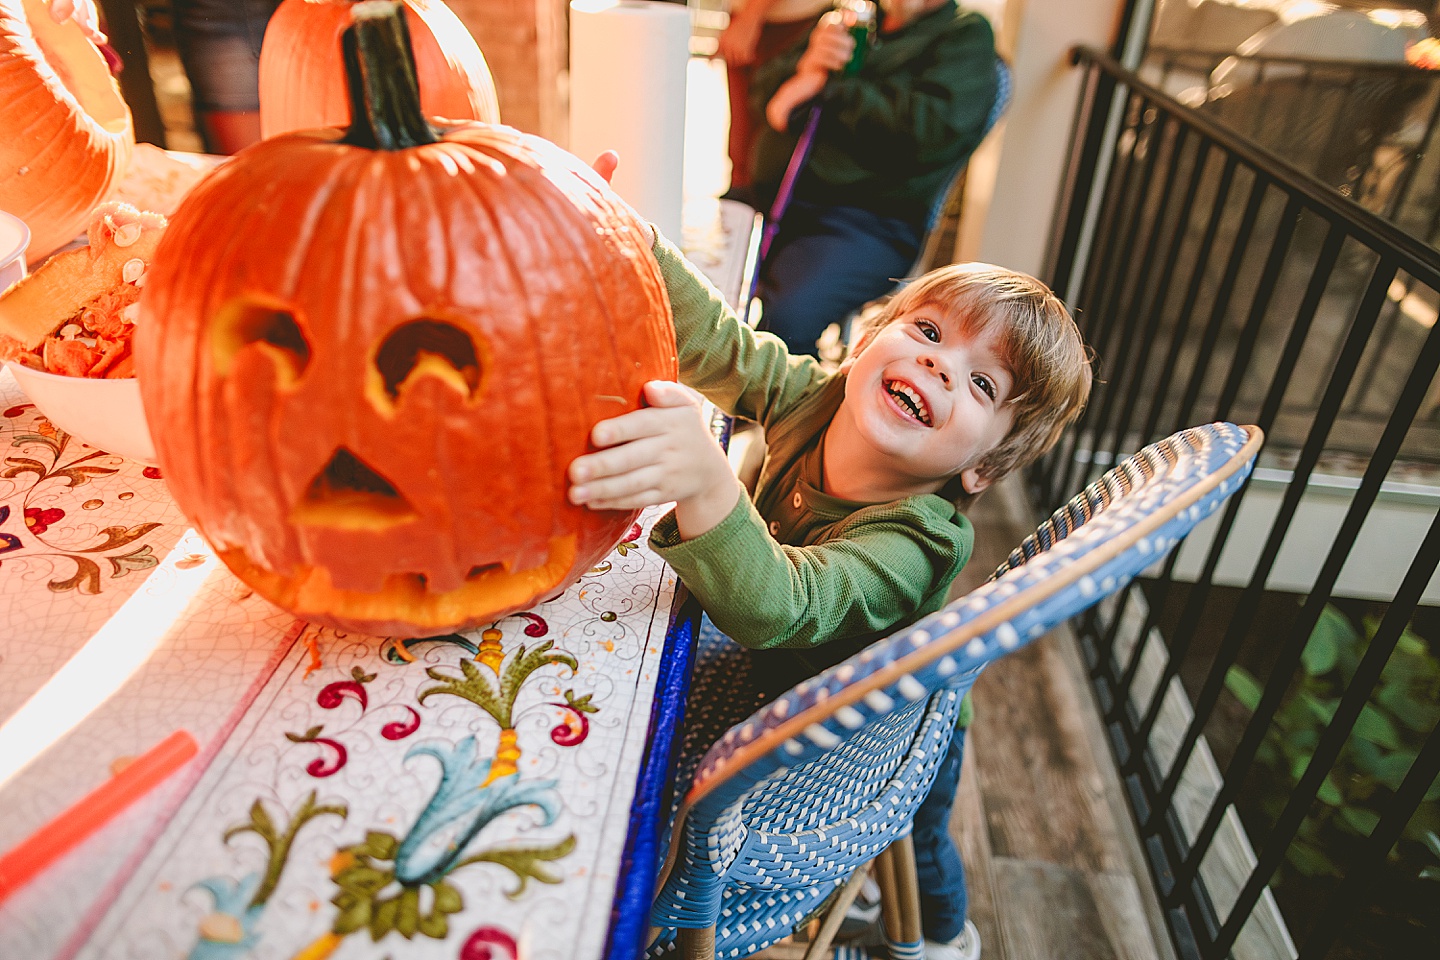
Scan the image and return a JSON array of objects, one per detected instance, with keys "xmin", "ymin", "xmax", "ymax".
[
  {"xmin": 1224, "ymin": 604, "xmax": 1440, "ymax": 884},
  {"xmin": 1423, "ymin": 831, "xmax": 1440, "ymax": 882}
]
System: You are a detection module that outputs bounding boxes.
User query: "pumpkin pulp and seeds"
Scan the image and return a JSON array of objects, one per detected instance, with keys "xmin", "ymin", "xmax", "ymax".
[{"xmin": 0, "ymin": 202, "xmax": 162, "ymax": 378}]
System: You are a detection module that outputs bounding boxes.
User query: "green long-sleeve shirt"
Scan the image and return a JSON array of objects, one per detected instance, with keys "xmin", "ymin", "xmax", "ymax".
[
  {"xmin": 647, "ymin": 234, "xmax": 973, "ymax": 693},
  {"xmin": 750, "ymin": 1, "xmax": 999, "ymax": 228}
]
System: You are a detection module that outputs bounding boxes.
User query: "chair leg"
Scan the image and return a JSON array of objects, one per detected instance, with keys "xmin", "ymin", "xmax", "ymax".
[
  {"xmin": 801, "ymin": 863, "xmax": 871, "ymax": 960},
  {"xmin": 679, "ymin": 924, "xmax": 716, "ymax": 960},
  {"xmin": 874, "ymin": 836, "xmax": 925, "ymax": 960}
]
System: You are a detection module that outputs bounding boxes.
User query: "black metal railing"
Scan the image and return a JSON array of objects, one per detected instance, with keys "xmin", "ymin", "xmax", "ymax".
[
  {"xmin": 1142, "ymin": 47, "xmax": 1440, "ymax": 246},
  {"xmin": 1038, "ymin": 47, "xmax": 1440, "ymax": 960}
]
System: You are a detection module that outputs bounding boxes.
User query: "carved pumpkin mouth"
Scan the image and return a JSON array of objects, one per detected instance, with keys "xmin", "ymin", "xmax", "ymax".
[
  {"xmin": 290, "ymin": 447, "xmax": 418, "ymax": 530},
  {"xmin": 217, "ymin": 534, "xmax": 579, "ymax": 637}
]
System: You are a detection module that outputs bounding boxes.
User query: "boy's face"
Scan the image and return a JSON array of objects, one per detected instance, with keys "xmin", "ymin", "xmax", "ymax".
[{"xmin": 838, "ymin": 303, "xmax": 1015, "ymax": 496}]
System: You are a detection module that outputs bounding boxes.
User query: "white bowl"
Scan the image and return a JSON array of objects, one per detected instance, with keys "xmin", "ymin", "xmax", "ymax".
[
  {"xmin": 0, "ymin": 210, "xmax": 29, "ymax": 291},
  {"xmin": 5, "ymin": 363, "xmax": 156, "ymax": 465}
]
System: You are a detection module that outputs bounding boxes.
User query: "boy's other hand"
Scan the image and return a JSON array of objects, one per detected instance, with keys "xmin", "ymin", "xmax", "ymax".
[
  {"xmin": 591, "ymin": 150, "xmax": 620, "ymax": 184},
  {"xmin": 588, "ymin": 151, "xmax": 656, "ymax": 248},
  {"xmin": 568, "ymin": 381, "xmax": 742, "ymax": 540}
]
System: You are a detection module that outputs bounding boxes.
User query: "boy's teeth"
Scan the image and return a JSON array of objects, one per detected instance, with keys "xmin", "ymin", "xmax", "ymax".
[{"xmin": 886, "ymin": 381, "xmax": 931, "ymax": 425}]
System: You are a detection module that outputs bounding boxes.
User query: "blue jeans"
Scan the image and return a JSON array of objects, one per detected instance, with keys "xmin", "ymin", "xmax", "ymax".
[
  {"xmin": 913, "ymin": 725, "xmax": 969, "ymax": 943},
  {"xmin": 756, "ymin": 202, "xmax": 922, "ymax": 357}
]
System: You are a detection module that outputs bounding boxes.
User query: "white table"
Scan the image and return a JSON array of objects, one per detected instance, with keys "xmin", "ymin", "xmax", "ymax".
[{"xmin": 0, "ymin": 199, "xmax": 759, "ymax": 960}]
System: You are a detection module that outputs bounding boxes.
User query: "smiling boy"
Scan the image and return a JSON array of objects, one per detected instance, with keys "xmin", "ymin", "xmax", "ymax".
[
  {"xmin": 568, "ymin": 230, "xmax": 1090, "ymax": 958},
  {"xmin": 570, "ymin": 234, "xmax": 1088, "ymax": 670}
]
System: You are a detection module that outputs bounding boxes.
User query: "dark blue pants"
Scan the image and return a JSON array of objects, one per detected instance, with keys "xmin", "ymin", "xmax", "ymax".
[
  {"xmin": 757, "ymin": 202, "xmax": 922, "ymax": 357},
  {"xmin": 912, "ymin": 725, "xmax": 969, "ymax": 943}
]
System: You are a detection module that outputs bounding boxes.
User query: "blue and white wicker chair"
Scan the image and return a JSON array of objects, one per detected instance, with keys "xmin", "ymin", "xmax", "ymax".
[{"xmin": 647, "ymin": 422, "xmax": 1263, "ymax": 960}]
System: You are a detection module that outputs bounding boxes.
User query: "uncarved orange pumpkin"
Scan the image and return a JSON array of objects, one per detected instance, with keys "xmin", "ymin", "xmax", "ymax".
[
  {"xmin": 0, "ymin": 0, "xmax": 133, "ymax": 265},
  {"xmin": 138, "ymin": 2, "xmax": 675, "ymax": 638},
  {"xmin": 258, "ymin": 0, "xmax": 499, "ymax": 138}
]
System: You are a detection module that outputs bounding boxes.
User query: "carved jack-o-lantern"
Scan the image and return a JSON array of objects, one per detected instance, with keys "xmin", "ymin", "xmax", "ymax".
[{"xmin": 136, "ymin": 3, "xmax": 676, "ymax": 637}]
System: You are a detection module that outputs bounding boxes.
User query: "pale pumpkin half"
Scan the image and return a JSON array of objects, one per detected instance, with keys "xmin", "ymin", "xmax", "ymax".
[{"xmin": 0, "ymin": 0, "xmax": 134, "ymax": 265}]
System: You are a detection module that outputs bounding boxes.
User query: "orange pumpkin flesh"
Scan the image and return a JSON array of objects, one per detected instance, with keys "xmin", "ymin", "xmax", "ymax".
[
  {"xmin": 138, "ymin": 3, "xmax": 675, "ymax": 638},
  {"xmin": 0, "ymin": 0, "xmax": 133, "ymax": 264},
  {"xmin": 258, "ymin": 0, "xmax": 499, "ymax": 138}
]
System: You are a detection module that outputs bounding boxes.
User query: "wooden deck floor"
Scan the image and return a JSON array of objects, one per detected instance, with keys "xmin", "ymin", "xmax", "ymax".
[{"xmin": 950, "ymin": 477, "xmax": 1175, "ymax": 960}]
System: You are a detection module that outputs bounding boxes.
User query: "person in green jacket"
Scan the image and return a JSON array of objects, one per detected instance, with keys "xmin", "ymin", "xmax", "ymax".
[
  {"xmin": 747, "ymin": 0, "xmax": 1001, "ymax": 357},
  {"xmin": 567, "ymin": 214, "xmax": 1090, "ymax": 958}
]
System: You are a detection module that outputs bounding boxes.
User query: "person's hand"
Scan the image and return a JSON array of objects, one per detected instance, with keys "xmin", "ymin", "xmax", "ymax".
[
  {"xmin": 48, "ymin": 0, "xmax": 106, "ymax": 46},
  {"xmin": 568, "ymin": 381, "xmax": 742, "ymax": 540},
  {"xmin": 765, "ymin": 72, "xmax": 826, "ymax": 131},
  {"xmin": 717, "ymin": 6, "xmax": 764, "ymax": 67},
  {"xmin": 588, "ymin": 150, "xmax": 655, "ymax": 247},
  {"xmin": 591, "ymin": 149, "xmax": 620, "ymax": 185},
  {"xmin": 764, "ymin": 12, "xmax": 852, "ymax": 130},
  {"xmin": 795, "ymin": 12, "xmax": 854, "ymax": 76}
]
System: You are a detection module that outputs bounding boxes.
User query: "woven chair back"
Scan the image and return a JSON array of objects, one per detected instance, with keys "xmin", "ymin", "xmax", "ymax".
[{"xmin": 647, "ymin": 422, "xmax": 1262, "ymax": 959}]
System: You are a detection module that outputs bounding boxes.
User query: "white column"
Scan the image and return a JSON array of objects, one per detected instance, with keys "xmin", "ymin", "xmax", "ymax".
[{"xmin": 965, "ymin": 0, "xmax": 1133, "ymax": 278}]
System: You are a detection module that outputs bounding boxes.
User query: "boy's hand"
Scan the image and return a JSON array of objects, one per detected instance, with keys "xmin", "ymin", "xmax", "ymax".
[
  {"xmin": 568, "ymin": 381, "xmax": 742, "ymax": 540},
  {"xmin": 588, "ymin": 150, "xmax": 656, "ymax": 247}
]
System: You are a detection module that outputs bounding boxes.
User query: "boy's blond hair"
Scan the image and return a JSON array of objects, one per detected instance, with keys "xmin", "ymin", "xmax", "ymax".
[{"xmin": 851, "ymin": 262, "xmax": 1092, "ymax": 503}]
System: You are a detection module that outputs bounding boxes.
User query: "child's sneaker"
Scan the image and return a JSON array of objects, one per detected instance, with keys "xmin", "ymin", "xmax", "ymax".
[
  {"xmin": 836, "ymin": 875, "xmax": 882, "ymax": 940},
  {"xmin": 924, "ymin": 920, "xmax": 981, "ymax": 960}
]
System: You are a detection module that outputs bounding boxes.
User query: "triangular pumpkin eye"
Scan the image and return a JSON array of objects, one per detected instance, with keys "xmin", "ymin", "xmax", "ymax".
[
  {"xmin": 374, "ymin": 319, "xmax": 482, "ymax": 403},
  {"xmin": 211, "ymin": 298, "xmax": 311, "ymax": 383}
]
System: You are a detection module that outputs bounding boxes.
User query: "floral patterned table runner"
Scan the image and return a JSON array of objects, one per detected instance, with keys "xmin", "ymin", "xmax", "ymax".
[
  {"xmin": 0, "ymin": 198, "xmax": 755, "ymax": 960},
  {"xmin": 0, "ymin": 369, "xmax": 681, "ymax": 960}
]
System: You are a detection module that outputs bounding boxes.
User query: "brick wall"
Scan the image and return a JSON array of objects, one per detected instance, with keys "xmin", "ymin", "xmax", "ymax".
[{"xmin": 447, "ymin": 0, "xmax": 569, "ymax": 143}]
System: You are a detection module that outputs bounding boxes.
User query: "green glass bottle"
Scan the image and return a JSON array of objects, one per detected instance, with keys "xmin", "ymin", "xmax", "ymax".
[{"xmin": 835, "ymin": 0, "xmax": 877, "ymax": 75}]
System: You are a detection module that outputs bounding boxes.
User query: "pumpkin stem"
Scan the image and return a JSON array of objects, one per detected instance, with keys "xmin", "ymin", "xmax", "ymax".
[{"xmin": 341, "ymin": 1, "xmax": 440, "ymax": 150}]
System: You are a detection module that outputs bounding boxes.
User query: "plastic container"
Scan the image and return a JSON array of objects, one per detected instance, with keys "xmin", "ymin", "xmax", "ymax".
[{"xmin": 0, "ymin": 210, "xmax": 29, "ymax": 292}]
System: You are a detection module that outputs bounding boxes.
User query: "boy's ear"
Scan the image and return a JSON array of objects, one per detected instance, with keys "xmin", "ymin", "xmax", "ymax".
[
  {"xmin": 840, "ymin": 330, "xmax": 874, "ymax": 371},
  {"xmin": 959, "ymin": 466, "xmax": 992, "ymax": 496}
]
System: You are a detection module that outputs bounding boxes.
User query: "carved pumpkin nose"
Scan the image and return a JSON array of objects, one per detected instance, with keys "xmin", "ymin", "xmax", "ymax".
[{"xmin": 291, "ymin": 447, "xmax": 417, "ymax": 530}]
